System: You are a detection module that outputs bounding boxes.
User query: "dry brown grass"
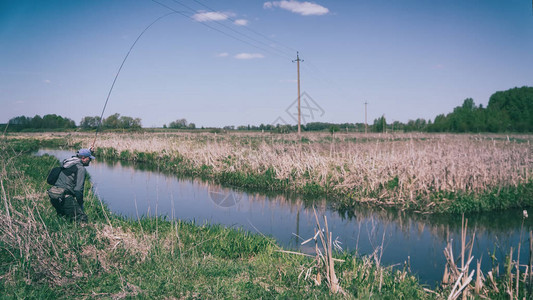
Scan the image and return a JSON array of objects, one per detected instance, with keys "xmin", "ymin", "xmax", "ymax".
[
  {"xmin": 16, "ymin": 131, "xmax": 532, "ymax": 208},
  {"xmin": 87, "ymin": 132, "xmax": 530, "ymax": 200}
]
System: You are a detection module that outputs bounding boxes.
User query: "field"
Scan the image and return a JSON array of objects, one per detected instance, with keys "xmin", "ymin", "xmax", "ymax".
[
  {"xmin": 66, "ymin": 131, "xmax": 533, "ymax": 213},
  {"xmin": 1, "ymin": 134, "xmax": 532, "ymax": 298}
]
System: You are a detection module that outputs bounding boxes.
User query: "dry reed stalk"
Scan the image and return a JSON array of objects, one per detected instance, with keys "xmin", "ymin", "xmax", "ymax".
[
  {"xmin": 515, "ymin": 260, "xmax": 520, "ymax": 299},
  {"xmin": 292, "ymin": 207, "xmax": 345, "ymax": 295},
  {"xmin": 276, "ymin": 249, "xmax": 346, "ymax": 263},
  {"xmin": 514, "ymin": 210, "xmax": 529, "ymax": 299},
  {"xmin": 486, "ymin": 271, "xmax": 499, "ymax": 293},
  {"xmin": 442, "ymin": 215, "xmax": 483, "ymax": 299},
  {"xmin": 475, "ymin": 258, "xmax": 483, "ymax": 293},
  {"xmin": 529, "ymin": 231, "xmax": 533, "ymax": 296},
  {"xmin": 1, "ymin": 177, "xmax": 11, "ymax": 228},
  {"xmin": 507, "ymin": 247, "xmax": 513, "ymax": 291}
]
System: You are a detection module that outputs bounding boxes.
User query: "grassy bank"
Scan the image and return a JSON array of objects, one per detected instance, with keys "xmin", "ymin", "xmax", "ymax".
[
  {"xmin": 1, "ymin": 139, "xmax": 433, "ymax": 298},
  {"xmin": 78, "ymin": 131, "xmax": 533, "ymax": 214}
]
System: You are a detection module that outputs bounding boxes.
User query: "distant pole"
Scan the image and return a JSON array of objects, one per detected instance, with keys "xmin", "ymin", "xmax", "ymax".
[
  {"xmin": 364, "ymin": 101, "xmax": 368, "ymax": 134},
  {"xmin": 293, "ymin": 52, "xmax": 303, "ymax": 135}
]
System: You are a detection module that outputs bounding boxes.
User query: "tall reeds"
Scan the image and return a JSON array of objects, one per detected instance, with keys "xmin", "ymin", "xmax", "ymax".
[
  {"xmin": 63, "ymin": 132, "xmax": 532, "ymax": 212},
  {"xmin": 441, "ymin": 214, "xmax": 533, "ymax": 299},
  {"xmin": 0, "ymin": 146, "xmax": 64, "ymax": 285},
  {"xmin": 300, "ymin": 207, "xmax": 344, "ymax": 294}
]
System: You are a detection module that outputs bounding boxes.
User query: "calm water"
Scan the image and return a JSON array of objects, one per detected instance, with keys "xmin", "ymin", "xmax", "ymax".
[{"xmin": 38, "ymin": 149, "xmax": 533, "ymax": 286}]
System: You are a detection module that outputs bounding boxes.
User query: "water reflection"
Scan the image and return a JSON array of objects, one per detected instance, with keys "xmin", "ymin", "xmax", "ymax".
[{"xmin": 37, "ymin": 149, "xmax": 533, "ymax": 286}]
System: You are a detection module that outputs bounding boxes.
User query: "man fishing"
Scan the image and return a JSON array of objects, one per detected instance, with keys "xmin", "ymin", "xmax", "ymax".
[{"xmin": 48, "ymin": 148, "xmax": 95, "ymax": 222}]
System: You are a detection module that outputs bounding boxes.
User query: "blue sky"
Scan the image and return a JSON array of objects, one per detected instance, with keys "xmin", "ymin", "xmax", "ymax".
[{"xmin": 1, "ymin": 0, "xmax": 532, "ymax": 128}]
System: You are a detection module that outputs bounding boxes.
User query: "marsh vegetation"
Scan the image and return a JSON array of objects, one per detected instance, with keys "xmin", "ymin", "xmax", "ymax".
[
  {"xmin": 1, "ymin": 133, "xmax": 532, "ymax": 298},
  {"xmin": 80, "ymin": 131, "xmax": 532, "ymax": 213}
]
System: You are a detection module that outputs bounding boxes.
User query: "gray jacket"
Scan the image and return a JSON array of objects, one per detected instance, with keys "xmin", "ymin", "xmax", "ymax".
[{"xmin": 55, "ymin": 157, "xmax": 86, "ymax": 204}]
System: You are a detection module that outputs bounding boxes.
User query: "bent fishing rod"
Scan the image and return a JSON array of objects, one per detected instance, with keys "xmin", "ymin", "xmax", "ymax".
[{"xmin": 91, "ymin": 12, "xmax": 177, "ymax": 149}]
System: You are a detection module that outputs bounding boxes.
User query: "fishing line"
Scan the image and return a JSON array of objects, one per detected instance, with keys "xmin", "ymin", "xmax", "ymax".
[{"xmin": 92, "ymin": 11, "xmax": 179, "ymax": 148}]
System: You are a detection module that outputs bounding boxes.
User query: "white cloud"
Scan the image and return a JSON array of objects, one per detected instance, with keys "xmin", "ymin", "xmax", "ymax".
[
  {"xmin": 43, "ymin": 79, "xmax": 51, "ymax": 84},
  {"xmin": 216, "ymin": 52, "xmax": 229, "ymax": 57},
  {"xmin": 192, "ymin": 11, "xmax": 230, "ymax": 22},
  {"xmin": 263, "ymin": 0, "xmax": 329, "ymax": 16},
  {"xmin": 234, "ymin": 53, "xmax": 264, "ymax": 59},
  {"xmin": 234, "ymin": 19, "xmax": 249, "ymax": 26}
]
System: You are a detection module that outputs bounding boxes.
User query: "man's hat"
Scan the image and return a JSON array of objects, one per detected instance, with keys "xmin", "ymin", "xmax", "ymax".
[{"xmin": 77, "ymin": 148, "xmax": 95, "ymax": 160}]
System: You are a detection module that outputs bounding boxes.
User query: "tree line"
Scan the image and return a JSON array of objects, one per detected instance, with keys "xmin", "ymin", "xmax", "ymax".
[
  {"xmin": 4, "ymin": 113, "xmax": 142, "ymax": 132},
  {"xmin": 3, "ymin": 86, "xmax": 532, "ymax": 133},
  {"xmin": 423, "ymin": 86, "xmax": 532, "ymax": 133},
  {"xmin": 80, "ymin": 113, "xmax": 141, "ymax": 130},
  {"xmin": 5, "ymin": 114, "xmax": 76, "ymax": 131},
  {"xmin": 301, "ymin": 86, "xmax": 531, "ymax": 133}
]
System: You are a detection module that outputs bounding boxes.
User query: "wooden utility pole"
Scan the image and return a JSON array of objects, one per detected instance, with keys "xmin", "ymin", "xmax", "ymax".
[
  {"xmin": 364, "ymin": 101, "xmax": 368, "ymax": 134},
  {"xmin": 293, "ymin": 52, "xmax": 303, "ymax": 135}
]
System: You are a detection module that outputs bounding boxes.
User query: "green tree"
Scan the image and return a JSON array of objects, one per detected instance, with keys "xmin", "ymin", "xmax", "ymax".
[
  {"xmin": 329, "ymin": 125, "xmax": 340, "ymax": 135},
  {"xmin": 8, "ymin": 114, "xmax": 75, "ymax": 130},
  {"xmin": 103, "ymin": 113, "xmax": 121, "ymax": 129},
  {"xmin": 487, "ymin": 86, "xmax": 533, "ymax": 132},
  {"xmin": 119, "ymin": 116, "xmax": 141, "ymax": 129},
  {"xmin": 31, "ymin": 115, "xmax": 43, "ymax": 129},
  {"xmin": 102, "ymin": 113, "xmax": 141, "ymax": 129},
  {"xmin": 169, "ymin": 118, "xmax": 187, "ymax": 129},
  {"xmin": 80, "ymin": 116, "xmax": 101, "ymax": 129},
  {"xmin": 373, "ymin": 115, "xmax": 386, "ymax": 133}
]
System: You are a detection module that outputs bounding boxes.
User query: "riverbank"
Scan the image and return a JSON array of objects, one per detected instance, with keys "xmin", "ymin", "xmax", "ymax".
[
  {"xmin": 1, "ymin": 138, "xmax": 431, "ymax": 298},
  {"xmin": 70, "ymin": 131, "xmax": 532, "ymax": 214}
]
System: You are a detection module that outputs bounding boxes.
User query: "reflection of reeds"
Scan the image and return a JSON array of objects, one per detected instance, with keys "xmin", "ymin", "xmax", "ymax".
[{"xmin": 60, "ymin": 132, "xmax": 531, "ymax": 211}]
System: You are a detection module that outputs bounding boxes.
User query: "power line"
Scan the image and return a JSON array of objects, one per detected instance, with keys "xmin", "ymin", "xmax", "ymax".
[
  {"xmin": 150, "ymin": 0, "xmax": 360, "ymax": 124},
  {"xmin": 170, "ymin": 0, "xmax": 294, "ymax": 59},
  {"xmin": 150, "ymin": 0, "xmax": 292, "ymax": 60},
  {"xmin": 190, "ymin": 0, "xmax": 298, "ymax": 55},
  {"xmin": 299, "ymin": 58, "xmax": 354, "ymax": 105}
]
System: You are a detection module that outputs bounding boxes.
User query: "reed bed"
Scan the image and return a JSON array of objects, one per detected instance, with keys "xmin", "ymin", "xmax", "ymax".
[{"xmin": 66, "ymin": 131, "xmax": 533, "ymax": 213}]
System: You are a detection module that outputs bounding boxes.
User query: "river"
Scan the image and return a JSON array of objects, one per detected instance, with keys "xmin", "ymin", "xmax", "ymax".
[{"xmin": 38, "ymin": 149, "xmax": 532, "ymax": 287}]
